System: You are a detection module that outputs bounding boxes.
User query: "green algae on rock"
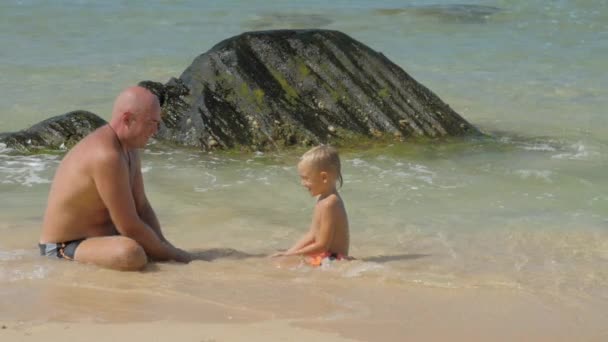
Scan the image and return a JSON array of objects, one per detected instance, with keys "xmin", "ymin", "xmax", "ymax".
[
  {"xmin": 0, "ymin": 111, "xmax": 106, "ymax": 154},
  {"xmin": 147, "ymin": 29, "xmax": 480, "ymax": 151}
]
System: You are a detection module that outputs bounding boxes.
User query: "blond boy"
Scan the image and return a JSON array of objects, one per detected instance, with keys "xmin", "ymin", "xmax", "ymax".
[{"xmin": 271, "ymin": 145, "xmax": 350, "ymax": 266}]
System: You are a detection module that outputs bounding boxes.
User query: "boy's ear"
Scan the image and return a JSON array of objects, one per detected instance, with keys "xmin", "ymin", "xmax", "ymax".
[{"xmin": 320, "ymin": 171, "xmax": 328, "ymax": 183}]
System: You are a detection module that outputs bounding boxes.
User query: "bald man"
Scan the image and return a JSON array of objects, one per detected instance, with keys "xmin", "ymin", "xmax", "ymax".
[{"xmin": 39, "ymin": 86, "xmax": 191, "ymax": 271}]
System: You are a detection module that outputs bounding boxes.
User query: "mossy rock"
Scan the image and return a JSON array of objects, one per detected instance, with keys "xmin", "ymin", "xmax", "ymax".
[
  {"xmin": 145, "ymin": 29, "xmax": 479, "ymax": 151},
  {"xmin": 0, "ymin": 111, "xmax": 106, "ymax": 154}
]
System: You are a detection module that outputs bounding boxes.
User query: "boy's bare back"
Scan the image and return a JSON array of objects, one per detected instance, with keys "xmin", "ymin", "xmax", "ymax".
[
  {"xmin": 311, "ymin": 192, "xmax": 349, "ymax": 256},
  {"xmin": 271, "ymin": 145, "xmax": 350, "ymax": 261}
]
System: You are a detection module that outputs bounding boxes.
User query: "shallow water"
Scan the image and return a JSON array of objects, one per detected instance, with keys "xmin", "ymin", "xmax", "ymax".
[{"xmin": 1, "ymin": 0, "xmax": 607, "ymax": 336}]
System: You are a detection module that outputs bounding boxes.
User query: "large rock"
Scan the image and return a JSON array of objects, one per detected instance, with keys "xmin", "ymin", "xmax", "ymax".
[
  {"xmin": 1, "ymin": 30, "xmax": 480, "ymax": 154},
  {"xmin": 0, "ymin": 110, "xmax": 106, "ymax": 153},
  {"xmin": 146, "ymin": 29, "xmax": 479, "ymax": 151}
]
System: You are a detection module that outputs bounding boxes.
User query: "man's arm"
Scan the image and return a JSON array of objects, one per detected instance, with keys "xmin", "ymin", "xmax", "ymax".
[
  {"xmin": 93, "ymin": 148, "xmax": 178, "ymax": 261},
  {"xmin": 131, "ymin": 151, "xmax": 190, "ymax": 261},
  {"xmin": 131, "ymin": 151, "xmax": 167, "ymax": 242},
  {"xmin": 139, "ymin": 203, "xmax": 166, "ymax": 241}
]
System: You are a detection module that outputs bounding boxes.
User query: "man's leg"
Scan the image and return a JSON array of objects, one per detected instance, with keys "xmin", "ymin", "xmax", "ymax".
[{"xmin": 73, "ymin": 236, "xmax": 147, "ymax": 271}]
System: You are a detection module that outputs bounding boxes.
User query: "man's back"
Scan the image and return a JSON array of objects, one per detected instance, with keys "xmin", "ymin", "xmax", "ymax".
[
  {"xmin": 38, "ymin": 85, "xmax": 191, "ymax": 270},
  {"xmin": 40, "ymin": 127, "xmax": 119, "ymax": 243}
]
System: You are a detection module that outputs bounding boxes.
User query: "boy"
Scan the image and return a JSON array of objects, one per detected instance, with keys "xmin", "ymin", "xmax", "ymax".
[{"xmin": 271, "ymin": 145, "xmax": 350, "ymax": 266}]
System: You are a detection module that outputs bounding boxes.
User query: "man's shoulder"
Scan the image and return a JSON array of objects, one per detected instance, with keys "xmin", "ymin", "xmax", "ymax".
[
  {"xmin": 71, "ymin": 128, "xmax": 120, "ymax": 164},
  {"xmin": 71, "ymin": 126, "xmax": 107, "ymax": 148}
]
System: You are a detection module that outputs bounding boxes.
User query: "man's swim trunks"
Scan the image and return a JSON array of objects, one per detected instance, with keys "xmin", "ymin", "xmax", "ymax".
[
  {"xmin": 38, "ymin": 239, "xmax": 84, "ymax": 260},
  {"xmin": 306, "ymin": 251, "xmax": 346, "ymax": 267}
]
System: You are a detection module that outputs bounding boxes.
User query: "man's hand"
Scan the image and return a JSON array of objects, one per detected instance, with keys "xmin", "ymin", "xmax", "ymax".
[{"xmin": 170, "ymin": 246, "xmax": 192, "ymax": 263}]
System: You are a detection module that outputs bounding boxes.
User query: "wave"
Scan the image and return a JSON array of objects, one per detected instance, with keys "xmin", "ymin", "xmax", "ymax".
[{"xmin": 0, "ymin": 154, "xmax": 58, "ymax": 187}]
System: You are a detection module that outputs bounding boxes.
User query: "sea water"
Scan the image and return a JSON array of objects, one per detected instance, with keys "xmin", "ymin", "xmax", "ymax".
[{"xmin": 1, "ymin": 0, "xmax": 607, "ymax": 328}]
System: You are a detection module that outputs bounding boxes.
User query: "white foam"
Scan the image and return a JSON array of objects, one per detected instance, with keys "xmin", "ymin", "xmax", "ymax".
[
  {"xmin": 204, "ymin": 172, "xmax": 217, "ymax": 184},
  {"xmin": 145, "ymin": 149, "xmax": 176, "ymax": 156},
  {"xmin": 0, "ymin": 250, "xmax": 50, "ymax": 282},
  {"xmin": 0, "ymin": 265, "xmax": 50, "ymax": 282},
  {"xmin": 350, "ymin": 158, "xmax": 367, "ymax": 167},
  {"xmin": 23, "ymin": 170, "xmax": 51, "ymax": 186},
  {"xmin": 416, "ymin": 175, "xmax": 434, "ymax": 185},
  {"xmin": 194, "ymin": 171, "xmax": 232, "ymax": 192},
  {"xmin": 0, "ymin": 249, "xmax": 27, "ymax": 261},
  {"xmin": 499, "ymin": 136, "xmax": 512, "ymax": 144},
  {"xmin": 514, "ymin": 169, "xmax": 553, "ymax": 183},
  {"xmin": 522, "ymin": 143, "xmax": 556, "ymax": 152},
  {"xmin": 0, "ymin": 143, "xmax": 11, "ymax": 154},
  {"xmin": 410, "ymin": 278, "xmax": 462, "ymax": 289},
  {"xmin": 193, "ymin": 184, "xmax": 233, "ymax": 192},
  {"xmin": 405, "ymin": 164, "xmax": 434, "ymax": 185},
  {"xmin": 393, "ymin": 171, "xmax": 410, "ymax": 178},
  {"xmin": 410, "ymin": 163, "xmax": 435, "ymax": 175},
  {"xmin": 0, "ymin": 155, "xmax": 56, "ymax": 187},
  {"xmin": 343, "ymin": 262, "xmax": 385, "ymax": 278},
  {"xmin": 552, "ymin": 142, "xmax": 599, "ymax": 160}
]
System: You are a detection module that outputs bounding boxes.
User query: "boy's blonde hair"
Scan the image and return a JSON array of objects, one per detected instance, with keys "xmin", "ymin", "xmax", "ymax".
[{"xmin": 300, "ymin": 145, "xmax": 343, "ymax": 188}]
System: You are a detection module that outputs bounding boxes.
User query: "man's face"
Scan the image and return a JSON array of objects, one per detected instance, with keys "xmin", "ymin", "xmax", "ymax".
[{"xmin": 131, "ymin": 106, "xmax": 161, "ymax": 148}]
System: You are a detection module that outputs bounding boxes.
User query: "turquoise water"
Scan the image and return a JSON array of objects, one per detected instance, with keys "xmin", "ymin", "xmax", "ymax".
[{"xmin": 1, "ymin": 0, "xmax": 607, "ymax": 320}]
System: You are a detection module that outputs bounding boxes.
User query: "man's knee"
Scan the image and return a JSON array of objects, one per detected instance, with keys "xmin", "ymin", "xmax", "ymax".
[{"xmin": 114, "ymin": 238, "xmax": 147, "ymax": 271}]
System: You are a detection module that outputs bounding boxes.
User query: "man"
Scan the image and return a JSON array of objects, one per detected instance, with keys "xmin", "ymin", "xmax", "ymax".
[{"xmin": 39, "ymin": 86, "xmax": 191, "ymax": 271}]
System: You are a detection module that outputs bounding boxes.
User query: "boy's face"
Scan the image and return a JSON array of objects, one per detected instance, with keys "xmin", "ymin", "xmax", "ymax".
[{"xmin": 297, "ymin": 160, "xmax": 327, "ymax": 196}]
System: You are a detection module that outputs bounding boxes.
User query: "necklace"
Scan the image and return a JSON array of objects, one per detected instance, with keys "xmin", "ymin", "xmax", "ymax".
[{"xmin": 108, "ymin": 124, "xmax": 131, "ymax": 170}]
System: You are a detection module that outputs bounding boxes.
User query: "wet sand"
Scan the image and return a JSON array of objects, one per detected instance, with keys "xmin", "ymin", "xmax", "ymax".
[
  {"xmin": 2, "ymin": 218, "xmax": 608, "ymax": 341},
  {"xmin": 0, "ymin": 320, "xmax": 357, "ymax": 342},
  {"xmin": 1, "ymin": 270, "xmax": 607, "ymax": 342}
]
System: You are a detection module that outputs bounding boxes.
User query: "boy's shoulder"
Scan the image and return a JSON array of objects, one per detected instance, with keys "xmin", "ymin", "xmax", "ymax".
[{"xmin": 317, "ymin": 193, "xmax": 342, "ymax": 209}]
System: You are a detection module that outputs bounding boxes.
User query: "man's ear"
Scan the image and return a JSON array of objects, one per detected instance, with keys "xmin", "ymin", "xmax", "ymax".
[{"xmin": 122, "ymin": 111, "xmax": 133, "ymax": 125}]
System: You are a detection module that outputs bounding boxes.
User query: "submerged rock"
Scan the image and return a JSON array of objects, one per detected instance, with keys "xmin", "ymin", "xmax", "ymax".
[
  {"xmin": 0, "ymin": 111, "xmax": 106, "ymax": 153},
  {"xmin": 245, "ymin": 12, "xmax": 333, "ymax": 30},
  {"xmin": 148, "ymin": 29, "xmax": 479, "ymax": 151},
  {"xmin": 376, "ymin": 4, "xmax": 502, "ymax": 23}
]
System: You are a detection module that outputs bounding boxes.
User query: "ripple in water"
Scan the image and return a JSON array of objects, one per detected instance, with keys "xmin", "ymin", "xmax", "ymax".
[
  {"xmin": 0, "ymin": 265, "xmax": 50, "ymax": 282},
  {"xmin": 0, "ymin": 154, "xmax": 58, "ymax": 186},
  {"xmin": 0, "ymin": 250, "xmax": 51, "ymax": 282},
  {"xmin": 551, "ymin": 141, "xmax": 599, "ymax": 161}
]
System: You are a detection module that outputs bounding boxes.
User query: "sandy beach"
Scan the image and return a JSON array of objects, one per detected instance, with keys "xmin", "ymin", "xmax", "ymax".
[
  {"xmin": 0, "ymin": 320, "xmax": 358, "ymax": 342},
  {"xmin": 2, "ymin": 1, "xmax": 608, "ymax": 341},
  {"xmin": 2, "ymin": 268, "xmax": 607, "ymax": 342}
]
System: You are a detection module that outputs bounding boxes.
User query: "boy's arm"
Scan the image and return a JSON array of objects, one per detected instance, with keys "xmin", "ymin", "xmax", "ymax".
[
  {"xmin": 284, "ymin": 201, "xmax": 337, "ymax": 256},
  {"xmin": 285, "ymin": 229, "xmax": 315, "ymax": 254},
  {"xmin": 270, "ymin": 226, "xmax": 315, "ymax": 257}
]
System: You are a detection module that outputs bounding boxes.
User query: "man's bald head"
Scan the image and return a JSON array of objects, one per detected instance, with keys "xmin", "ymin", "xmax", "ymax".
[
  {"xmin": 109, "ymin": 86, "xmax": 162, "ymax": 148},
  {"xmin": 111, "ymin": 86, "xmax": 160, "ymax": 121}
]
